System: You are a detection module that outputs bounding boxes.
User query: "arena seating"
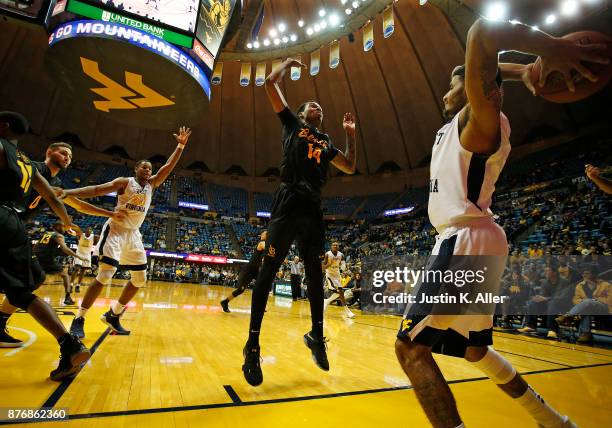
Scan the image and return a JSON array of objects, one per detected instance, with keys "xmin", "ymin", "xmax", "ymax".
[{"xmin": 209, "ymin": 183, "xmax": 248, "ymax": 217}]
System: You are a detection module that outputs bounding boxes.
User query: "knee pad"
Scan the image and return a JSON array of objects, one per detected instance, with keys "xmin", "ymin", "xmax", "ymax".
[
  {"xmin": 5, "ymin": 288, "xmax": 37, "ymax": 311},
  {"xmin": 470, "ymin": 346, "xmax": 516, "ymax": 384},
  {"xmin": 130, "ymin": 270, "xmax": 147, "ymax": 288},
  {"xmin": 96, "ymin": 265, "xmax": 117, "ymax": 285}
]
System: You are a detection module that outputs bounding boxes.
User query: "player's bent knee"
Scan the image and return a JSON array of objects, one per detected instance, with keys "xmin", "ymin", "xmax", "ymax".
[
  {"xmin": 96, "ymin": 265, "xmax": 117, "ymax": 285},
  {"xmin": 130, "ymin": 270, "xmax": 147, "ymax": 288},
  {"xmin": 469, "ymin": 346, "xmax": 516, "ymax": 384},
  {"xmin": 464, "ymin": 345, "xmax": 488, "ymax": 362}
]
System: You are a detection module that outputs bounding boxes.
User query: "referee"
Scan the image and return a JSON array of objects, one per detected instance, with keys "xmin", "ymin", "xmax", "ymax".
[{"xmin": 289, "ymin": 256, "xmax": 304, "ymax": 301}]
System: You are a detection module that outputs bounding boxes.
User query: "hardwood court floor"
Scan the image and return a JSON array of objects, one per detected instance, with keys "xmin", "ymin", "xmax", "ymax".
[{"xmin": 1, "ymin": 280, "xmax": 611, "ymax": 427}]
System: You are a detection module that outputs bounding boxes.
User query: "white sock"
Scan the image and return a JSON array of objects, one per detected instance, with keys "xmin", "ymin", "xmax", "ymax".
[
  {"xmin": 111, "ymin": 302, "xmax": 126, "ymax": 315},
  {"xmin": 516, "ymin": 386, "xmax": 564, "ymax": 427},
  {"xmin": 76, "ymin": 307, "xmax": 88, "ymax": 319},
  {"xmin": 454, "ymin": 424, "xmax": 465, "ymax": 428}
]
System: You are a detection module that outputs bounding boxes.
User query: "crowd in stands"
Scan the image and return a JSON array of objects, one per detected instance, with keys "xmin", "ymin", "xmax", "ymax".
[
  {"xmin": 150, "ymin": 260, "xmax": 239, "ymax": 286},
  {"xmin": 175, "ymin": 219, "xmax": 236, "ymax": 256}
]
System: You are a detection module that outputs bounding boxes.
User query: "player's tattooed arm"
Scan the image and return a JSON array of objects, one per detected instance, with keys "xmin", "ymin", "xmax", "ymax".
[
  {"xmin": 149, "ymin": 127, "xmax": 192, "ymax": 188},
  {"xmin": 331, "ymin": 112, "xmax": 357, "ymax": 174},
  {"xmin": 61, "ymin": 177, "xmax": 129, "ymax": 199}
]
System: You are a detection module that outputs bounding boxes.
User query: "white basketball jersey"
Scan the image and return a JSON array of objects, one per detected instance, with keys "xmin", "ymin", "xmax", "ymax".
[
  {"xmin": 77, "ymin": 233, "xmax": 94, "ymax": 252},
  {"xmin": 325, "ymin": 250, "xmax": 343, "ymax": 276},
  {"xmin": 111, "ymin": 177, "xmax": 153, "ymax": 230},
  {"xmin": 428, "ymin": 110, "xmax": 511, "ymax": 232}
]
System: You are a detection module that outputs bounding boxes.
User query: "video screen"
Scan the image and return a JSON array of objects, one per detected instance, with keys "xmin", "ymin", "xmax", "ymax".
[
  {"xmin": 0, "ymin": 0, "xmax": 50, "ymax": 20},
  {"xmin": 195, "ymin": 0, "xmax": 236, "ymax": 58},
  {"xmin": 93, "ymin": 0, "xmax": 199, "ymax": 33}
]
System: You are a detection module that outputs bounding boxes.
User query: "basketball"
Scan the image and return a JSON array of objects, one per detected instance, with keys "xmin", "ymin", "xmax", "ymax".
[{"xmin": 530, "ymin": 31, "xmax": 612, "ymax": 103}]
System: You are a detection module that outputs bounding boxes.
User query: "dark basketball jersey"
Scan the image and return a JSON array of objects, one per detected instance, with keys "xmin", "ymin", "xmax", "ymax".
[
  {"xmin": 278, "ymin": 108, "xmax": 338, "ymax": 199},
  {"xmin": 18, "ymin": 161, "xmax": 63, "ymax": 221},
  {"xmin": 248, "ymin": 242, "xmax": 265, "ymax": 269},
  {"xmin": 34, "ymin": 231, "xmax": 63, "ymax": 261},
  {"xmin": 0, "ymin": 139, "xmax": 34, "ymax": 208}
]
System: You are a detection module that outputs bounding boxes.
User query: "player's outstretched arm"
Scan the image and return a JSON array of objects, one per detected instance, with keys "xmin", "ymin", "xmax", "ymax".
[
  {"xmin": 149, "ymin": 126, "xmax": 192, "ymax": 188},
  {"xmin": 32, "ymin": 170, "xmax": 72, "ymax": 227},
  {"xmin": 265, "ymin": 58, "xmax": 305, "ymax": 113},
  {"xmin": 55, "ymin": 234, "xmax": 83, "ymax": 260},
  {"xmin": 331, "ymin": 112, "xmax": 357, "ymax": 174},
  {"xmin": 60, "ymin": 177, "xmax": 129, "ymax": 199},
  {"xmin": 462, "ymin": 18, "xmax": 608, "ymax": 155},
  {"xmin": 586, "ymin": 164, "xmax": 612, "ymax": 194},
  {"xmin": 63, "ymin": 196, "xmax": 127, "ymax": 220}
]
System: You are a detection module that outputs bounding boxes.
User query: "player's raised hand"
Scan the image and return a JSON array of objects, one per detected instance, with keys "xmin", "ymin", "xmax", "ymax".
[
  {"xmin": 174, "ymin": 126, "xmax": 192, "ymax": 147},
  {"xmin": 539, "ymin": 39, "xmax": 609, "ymax": 91},
  {"xmin": 343, "ymin": 112, "xmax": 356, "ymax": 135},
  {"xmin": 520, "ymin": 63, "xmax": 537, "ymax": 96},
  {"xmin": 585, "ymin": 164, "xmax": 601, "ymax": 181}
]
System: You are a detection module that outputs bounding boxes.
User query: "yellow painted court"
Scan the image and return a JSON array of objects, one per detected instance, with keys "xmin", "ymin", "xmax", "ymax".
[{"xmin": 1, "ymin": 280, "xmax": 611, "ymax": 427}]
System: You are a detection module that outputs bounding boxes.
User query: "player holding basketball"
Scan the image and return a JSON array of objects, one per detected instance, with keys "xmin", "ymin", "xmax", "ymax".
[
  {"xmin": 241, "ymin": 58, "xmax": 356, "ymax": 386},
  {"xmin": 71, "ymin": 226, "xmax": 96, "ymax": 293},
  {"xmin": 220, "ymin": 230, "xmax": 267, "ymax": 312},
  {"xmin": 323, "ymin": 242, "xmax": 355, "ymax": 318},
  {"xmin": 61, "ymin": 127, "xmax": 192, "ymax": 338},
  {"xmin": 394, "ymin": 18, "xmax": 608, "ymax": 428}
]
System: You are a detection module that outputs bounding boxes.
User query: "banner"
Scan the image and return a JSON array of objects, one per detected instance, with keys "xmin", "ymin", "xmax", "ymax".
[
  {"xmin": 240, "ymin": 62, "xmax": 251, "ymax": 87},
  {"xmin": 310, "ymin": 49, "xmax": 320, "ymax": 76},
  {"xmin": 290, "ymin": 55, "xmax": 301, "ymax": 81},
  {"xmin": 383, "ymin": 6, "xmax": 395, "ymax": 38},
  {"xmin": 329, "ymin": 40, "xmax": 340, "ymax": 69},
  {"xmin": 211, "ymin": 62, "xmax": 223, "ymax": 85},
  {"xmin": 363, "ymin": 21, "xmax": 374, "ymax": 51},
  {"xmin": 255, "ymin": 62, "xmax": 266, "ymax": 86}
]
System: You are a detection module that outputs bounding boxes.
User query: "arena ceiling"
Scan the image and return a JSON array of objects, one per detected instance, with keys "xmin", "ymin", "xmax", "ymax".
[{"xmin": 0, "ymin": 0, "xmax": 610, "ymax": 178}]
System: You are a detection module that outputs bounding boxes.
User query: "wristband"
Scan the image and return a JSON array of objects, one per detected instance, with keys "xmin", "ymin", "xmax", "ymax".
[{"xmin": 178, "ymin": 143, "xmax": 186, "ymax": 149}]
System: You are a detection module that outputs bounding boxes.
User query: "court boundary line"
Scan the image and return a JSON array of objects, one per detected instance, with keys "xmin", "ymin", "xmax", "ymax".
[
  {"xmin": 223, "ymin": 385, "xmax": 242, "ymax": 404},
  {"xmin": 40, "ymin": 328, "xmax": 111, "ymax": 409},
  {"xmin": 0, "ymin": 361, "xmax": 609, "ymax": 425}
]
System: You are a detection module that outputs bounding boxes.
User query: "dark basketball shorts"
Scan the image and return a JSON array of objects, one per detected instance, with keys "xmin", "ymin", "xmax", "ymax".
[{"xmin": 0, "ymin": 206, "xmax": 36, "ymax": 293}]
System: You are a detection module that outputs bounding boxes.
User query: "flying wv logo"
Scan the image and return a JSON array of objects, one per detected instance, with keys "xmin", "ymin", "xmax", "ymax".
[{"xmin": 80, "ymin": 57, "xmax": 175, "ymax": 112}]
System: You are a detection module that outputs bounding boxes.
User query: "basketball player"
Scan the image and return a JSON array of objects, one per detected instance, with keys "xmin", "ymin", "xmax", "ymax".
[
  {"xmin": 33, "ymin": 222, "xmax": 88, "ymax": 305},
  {"xmin": 323, "ymin": 242, "xmax": 355, "ymax": 318},
  {"xmin": 61, "ymin": 127, "xmax": 192, "ymax": 338},
  {"xmin": 71, "ymin": 226, "xmax": 96, "ymax": 293},
  {"xmin": 220, "ymin": 230, "xmax": 267, "ymax": 313},
  {"xmin": 0, "ymin": 111, "xmax": 90, "ymax": 380},
  {"xmin": 242, "ymin": 58, "xmax": 356, "ymax": 386},
  {"xmin": 394, "ymin": 19, "xmax": 608, "ymax": 428},
  {"xmin": 0, "ymin": 142, "xmax": 125, "ymax": 348}
]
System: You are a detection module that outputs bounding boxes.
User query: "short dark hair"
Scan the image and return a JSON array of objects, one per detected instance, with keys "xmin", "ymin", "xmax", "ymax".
[
  {"xmin": 296, "ymin": 101, "xmax": 316, "ymax": 116},
  {"xmin": 452, "ymin": 65, "xmax": 502, "ymax": 87},
  {"xmin": 135, "ymin": 159, "xmax": 151, "ymax": 168},
  {"xmin": 0, "ymin": 111, "xmax": 29, "ymax": 136},
  {"xmin": 48, "ymin": 142, "xmax": 72, "ymax": 152}
]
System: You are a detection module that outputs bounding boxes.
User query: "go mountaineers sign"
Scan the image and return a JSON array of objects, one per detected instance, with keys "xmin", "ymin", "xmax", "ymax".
[{"xmin": 45, "ymin": 20, "xmax": 210, "ymax": 129}]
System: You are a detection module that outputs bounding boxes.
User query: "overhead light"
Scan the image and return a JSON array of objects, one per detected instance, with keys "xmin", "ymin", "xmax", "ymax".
[
  {"xmin": 419, "ymin": 0, "xmax": 428, "ymax": 4},
  {"xmin": 298, "ymin": 20, "xmax": 304, "ymax": 27},
  {"xmin": 341, "ymin": 0, "xmax": 347, "ymax": 4},
  {"xmin": 282, "ymin": 36, "xmax": 288, "ymax": 43},
  {"xmin": 329, "ymin": 14, "xmax": 340, "ymax": 26},
  {"xmin": 290, "ymin": 34, "xmax": 297, "ymax": 42},
  {"xmin": 352, "ymin": 1, "xmax": 359, "ymax": 8},
  {"xmin": 278, "ymin": 23, "xmax": 286, "ymax": 32},
  {"xmin": 545, "ymin": 14, "xmax": 557, "ymax": 24},
  {"xmin": 246, "ymin": 42, "xmax": 252, "ymax": 49},
  {"xmin": 319, "ymin": 9, "xmax": 326, "ymax": 17},
  {"xmin": 345, "ymin": 8, "xmax": 352, "ymax": 15},
  {"xmin": 306, "ymin": 27, "xmax": 314, "ymax": 35},
  {"xmin": 561, "ymin": 0, "xmax": 578, "ymax": 16},
  {"xmin": 531, "ymin": 25, "xmax": 539, "ymax": 31},
  {"xmin": 320, "ymin": 20, "xmax": 328, "ymax": 29},
  {"xmin": 484, "ymin": 2, "xmax": 507, "ymax": 21},
  {"xmin": 509, "ymin": 19, "xmax": 521, "ymax": 25},
  {"xmin": 273, "ymin": 38, "xmax": 280, "ymax": 45},
  {"xmin": 263, "ymin": 39, "xmax": 270, "ymax": 46},
  {"xmin": 253, "ymin": 41, "xmax": 260, "ymax": 48},
  {"xmin": 314, "ymin": 23, "xmax": 321, "ymax": 32},
  {"xmin": 269, "ymin": 28, "xmax": 277, "ymax": 37}
]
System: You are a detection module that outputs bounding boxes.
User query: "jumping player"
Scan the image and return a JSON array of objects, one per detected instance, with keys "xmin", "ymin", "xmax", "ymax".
[
  {"xmin": 62, "ymin": 127, "xmax": 192, "ymax": 338},
  {"xmin": 71, "ymin": 226, "xmax": 96, "ymax": 293},
  {"xmin": 242, "ymin": 58, "xmax": 356, "ymax": 386},
  {"xmin": 394, "ymin": 19, "xmax": 608, "ymax": 428},
  {"xmin": 0, "ymin": 111, "xmax": 90, "ymax": 380},
  {"xmin": 323, "ymin": 242, "xmax": 355, "ymax": 318},
  {"xmin": 220, "ymin": 230, "xmax": 267, "ymax": 313},
  {"xmin": 33, "ymin": 222, "xmax": 88, "ymax": 305}
]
